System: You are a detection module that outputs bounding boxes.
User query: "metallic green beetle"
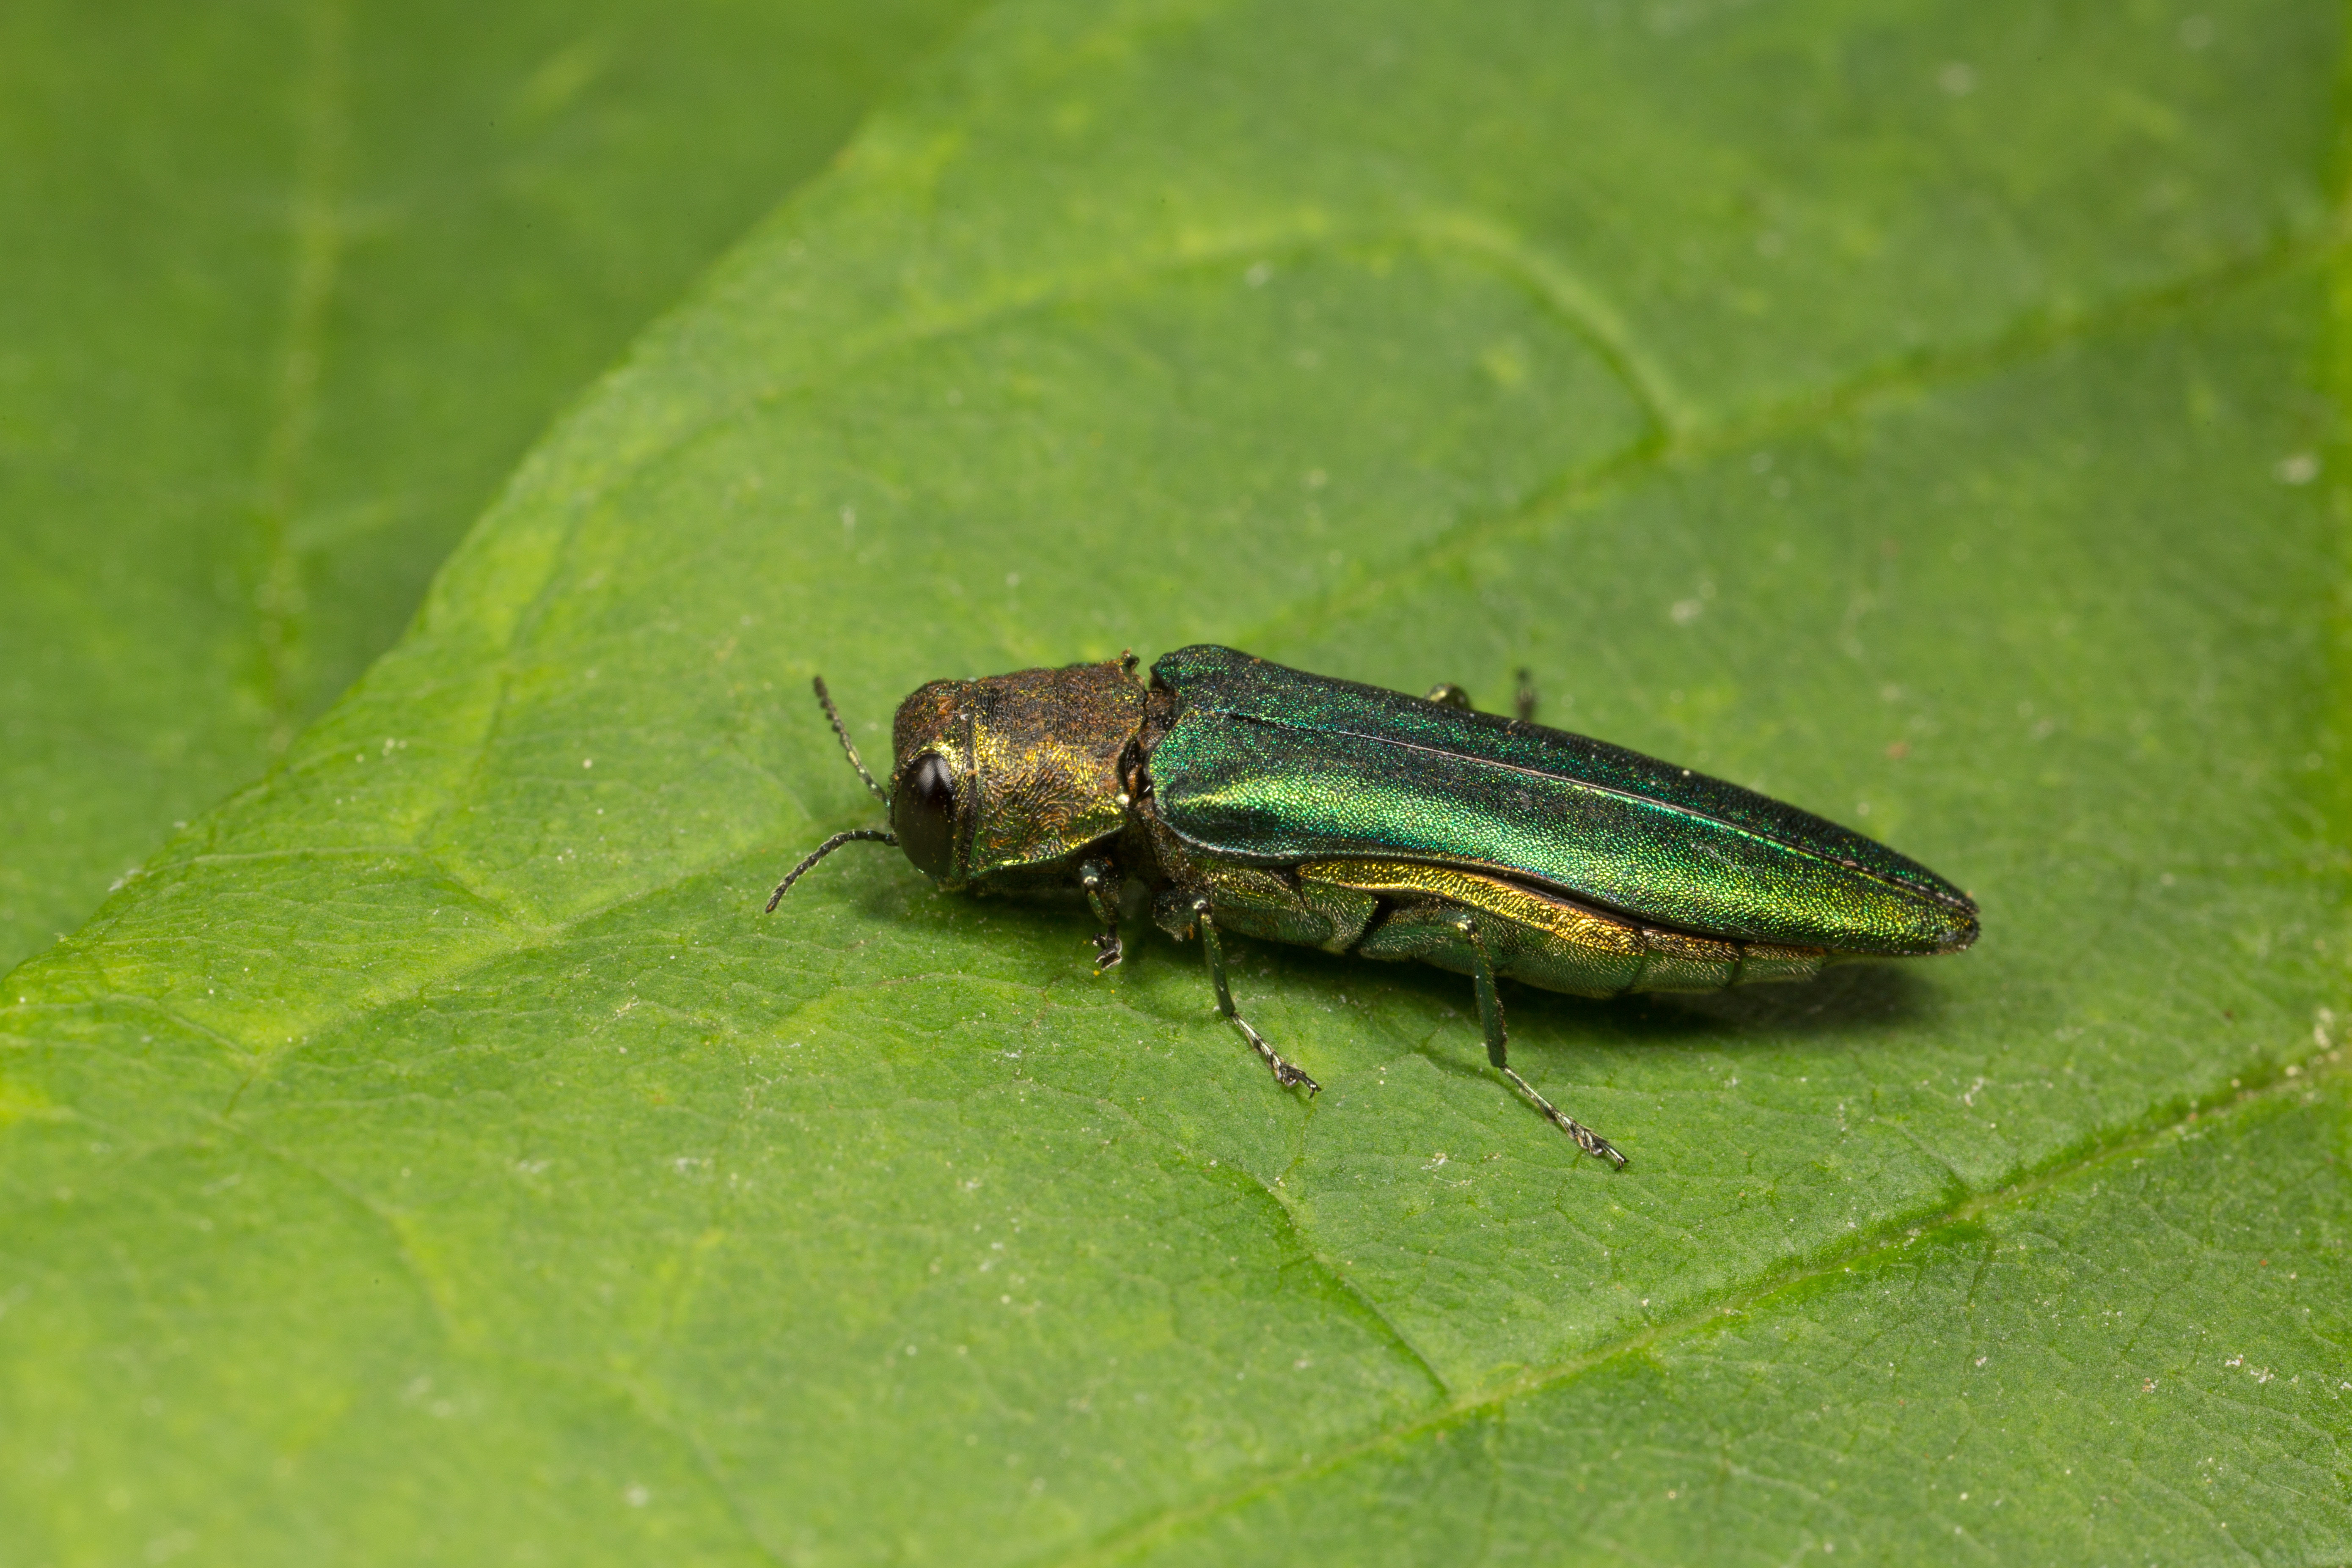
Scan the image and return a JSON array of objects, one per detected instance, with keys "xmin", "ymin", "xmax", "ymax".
[{"xmin": 768, "ymin": 645, "xmax": 1979, "ymax": 1167}]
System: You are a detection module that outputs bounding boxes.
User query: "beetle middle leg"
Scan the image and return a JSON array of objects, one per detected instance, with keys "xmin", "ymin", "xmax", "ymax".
[
  {"xmin": 1445, "ymin": 910, "xmax": 1626, "ymax": 1169},
  {"xmin": 1192, "ymin": 897, "xmax": 1319, "ymax": 1094}
]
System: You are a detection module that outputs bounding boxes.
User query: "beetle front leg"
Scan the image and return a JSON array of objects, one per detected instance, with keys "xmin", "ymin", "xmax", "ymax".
[
  {"xmin": 1078, "ymin": 857, "xmax": 1124, "ymax": 972},
  {"xmin": 1447, "ymin": 911, "xmax": 1626, "ymax": 1168},
  {"xmin": 1193, "ymin": 898, "xmax": 1319, "ymax": 1094}
]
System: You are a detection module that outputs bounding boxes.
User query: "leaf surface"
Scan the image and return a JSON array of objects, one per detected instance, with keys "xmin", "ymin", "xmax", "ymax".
[
  {"xmin": 3, "ymin": 1, "xmax": 2348, "ymax": 1562},
  {"xmin": 0, "ymin": 0, "xmax": 983, "ymax": 968}
]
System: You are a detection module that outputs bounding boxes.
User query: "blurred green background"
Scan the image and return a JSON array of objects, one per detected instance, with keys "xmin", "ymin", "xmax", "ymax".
[{"xmin": 0, "ymin": 0, "xmax": 981, "ymax": 970}]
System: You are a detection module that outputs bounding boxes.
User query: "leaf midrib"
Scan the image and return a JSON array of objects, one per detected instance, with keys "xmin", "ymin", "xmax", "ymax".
[
  {"xmin": 23, "ymin": 205, "xmax": 2318, "ymax": 1191},
  {"xmin": 4, "ymin": 190, "xmax": 2338, "ymax": 1568},
  {"xmin": 63, "ymin": 209, "xmax": 2326, "ymax": 1073}
]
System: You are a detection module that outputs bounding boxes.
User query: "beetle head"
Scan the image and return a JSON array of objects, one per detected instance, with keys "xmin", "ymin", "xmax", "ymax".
[{"xmin": 887, "ymin": 658, "xmax": 1144, "ymax": 890}]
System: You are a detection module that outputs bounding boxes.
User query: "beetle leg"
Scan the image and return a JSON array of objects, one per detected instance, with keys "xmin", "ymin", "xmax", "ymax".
[
  {"xmin": 1447, "ymin": 911, "xmax": 1626, "ymax": 1169},
  {"xmin": 1423, "ymin": 682, "xmax": 1474, "ymax": 710},
  {"xmin": 1428, "ymin": 675, "xmax": 1538, "ymax": 723},
  {"xmin": 1079, "ymin": 858, "xmax": 1124, "ymax": 972},
  {"xmin": 1193, "ymin": 899, "xmax": 1319, "ymax": 1094}
]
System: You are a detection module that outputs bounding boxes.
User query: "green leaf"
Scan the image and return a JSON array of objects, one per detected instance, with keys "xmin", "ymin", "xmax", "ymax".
[
  {"xmin": 1122, "ymin": 1076, "xmax": 2352, "ymax": 1566},
  {"xmin": 0, "ymin": 0, "xmax": 985, "ymax": 970},
  {"xmin": 5, "ymin": 0, "xmax": 2349, "ymax": 1562}
]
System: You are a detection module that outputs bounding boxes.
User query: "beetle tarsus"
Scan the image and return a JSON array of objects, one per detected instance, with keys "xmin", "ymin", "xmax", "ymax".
[
  {"xmin": 1234, "ymin": 1012, "xmax": 1320, "ymax": 1092},
  {"xmin": 1501, "ymin": 1066, "xmax": 1627, "ymax": 1168},
  {"xmin": 1090, "ymin": 925, "xmax": 1125, "ymax": 973},
  {"xmin": 1195, "ymin": 900, "xmax": 1319, "ymax": 1095},
  {"xmin": 1453, "ymin": 911, "xmax": 1624, "ymax": 1168}
]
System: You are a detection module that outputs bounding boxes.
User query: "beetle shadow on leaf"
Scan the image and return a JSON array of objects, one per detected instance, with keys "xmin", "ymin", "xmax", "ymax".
[
  {"xmin": 869, "ymin": 890, "xmax": 1942, "ymax": 1057},
  {"xmin": 1518, "ymin": 960, "xmax": 1941, "ymax": 1048},
  {"xmin": 877, "ymin": 884, "xmax": 1105, "ymax": 964}
]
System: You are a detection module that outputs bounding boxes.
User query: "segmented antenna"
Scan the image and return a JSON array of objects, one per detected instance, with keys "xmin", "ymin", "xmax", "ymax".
[
  {"xmin": 813, "ymin": 675, "xmax": 888, "ymax": 803},
  {"xmin": 765, "ymin": 829, "xmax": 898, "ymax": 912}
]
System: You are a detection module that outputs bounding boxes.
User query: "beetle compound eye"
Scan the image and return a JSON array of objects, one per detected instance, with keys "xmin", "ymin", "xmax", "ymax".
[{"xmin": 893, "ymin": 752, "xmax": 959, "ymax": 878}]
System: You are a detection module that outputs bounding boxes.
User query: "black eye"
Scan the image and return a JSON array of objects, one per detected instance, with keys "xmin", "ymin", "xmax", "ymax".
[{"xmin": 892, "ymin": 752, "xmax": 958, "ymax": 878}]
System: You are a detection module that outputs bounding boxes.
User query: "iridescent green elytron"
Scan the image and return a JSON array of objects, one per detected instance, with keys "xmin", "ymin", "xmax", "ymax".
[{"xmin": 768, "ymin": 646, "xmax": 1979, "ymax": 1168}]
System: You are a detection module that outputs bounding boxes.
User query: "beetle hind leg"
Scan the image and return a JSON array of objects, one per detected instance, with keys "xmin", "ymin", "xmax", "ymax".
[
  {"xmin": 1423, "ymin": 682, "xmax": 1474, "ymax": 710},
  {"xmin": 1192, "ymin": 899, "xmax": 1319, "ymax": 1094},
  {"xmin": 1423, "ymin": 673, "xmax": 1538, "ymax": 723},
  {"xmin": 1449, "ymin": 911, "xmax": 1626, "ymax": 1169}
]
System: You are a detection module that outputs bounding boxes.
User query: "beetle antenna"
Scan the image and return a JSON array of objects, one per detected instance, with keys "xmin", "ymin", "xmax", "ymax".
[
  {"xmin": 812, "ymin": 676, "xmax": 889, "ymax": 803},
  {"xmin": 765, "ymin": 829, "xmax": 898, "ymax": 912}
]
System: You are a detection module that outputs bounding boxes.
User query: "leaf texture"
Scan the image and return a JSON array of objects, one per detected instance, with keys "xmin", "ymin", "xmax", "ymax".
[
  {"xmin": 0, "ymin": 0, "xmax": 983, "ymax": 968},
  {"xmin": 3, "ymin": 0, "xmax": 2347, "ymax": 1562}
]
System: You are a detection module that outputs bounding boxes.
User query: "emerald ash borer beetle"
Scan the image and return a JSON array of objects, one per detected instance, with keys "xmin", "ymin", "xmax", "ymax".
[{"xmin": 767, "ymin": 645, "xmax": 1978, "ymax": 1167}]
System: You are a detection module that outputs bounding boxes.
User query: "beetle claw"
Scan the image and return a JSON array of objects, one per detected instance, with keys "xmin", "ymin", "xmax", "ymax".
[
  {"xmin": 1551, "ymin": 1113, "xmax": 1628, "ymax": 1169},
  {"xmin": 1565, "ymin": 1120, "xmax": 1629, "ymax": 1169},
  {"xmin": 1225, "ymin": 1011, "xmax": 1318, "ymax": 1095}
]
